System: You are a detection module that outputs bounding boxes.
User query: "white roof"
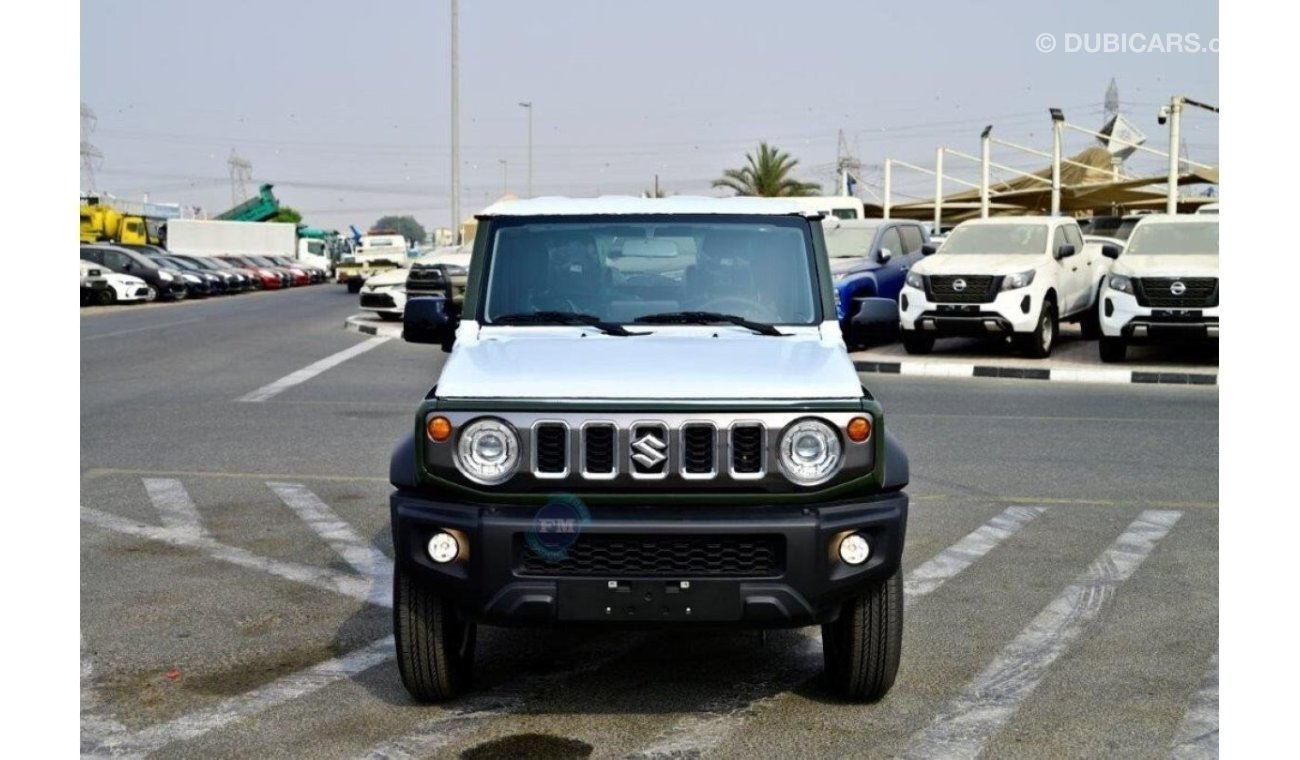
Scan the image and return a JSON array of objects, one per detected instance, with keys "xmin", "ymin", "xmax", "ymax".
[
  {"xmin": 477, "ymin": 195, "xmax": 820, "ymax": 217},
  {"xmin": 955, "ymin": 215, "xmax": 1070, "ymax": 226},
  {"xmin": 1132, "ymin": 214, "xmax": 1219, "ymax": 227}
]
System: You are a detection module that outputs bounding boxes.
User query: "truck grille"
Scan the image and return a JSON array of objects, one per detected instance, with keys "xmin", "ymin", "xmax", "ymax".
[
  {"xmin": 359, "ymin": 293, "xmax": 396, "ymax": 308},
  {"xmin": 533, "ymin": 423, "xmax": 568, "ymax": 476},
  {"xmin": 1136, "ymin": 277, "xmax": 1218, "ymax": 308},
  {"xmin": 682, "ymin": 424, "xmax": 716, "ymax": 476},
  {"xmin": 406, "ymin": 266, "xmax": 447, "ymax": 294},
  {"xmin": 518, "ymin": 534, "xmax": 784, "ymax": 577},
  {"xmin": 927, "ymin": 275, "xmax": 998, "ymax": 303},
  {"xmin": 532, "ymin": 422, "xmax": 774, "ymax": 481},
  {"xmin": 730, "ymin": 424, "xmax": 764, "ymax": 475},
  {"xmin": 582, "ymin": 424, "xmax": 616, "ymax": 476}
]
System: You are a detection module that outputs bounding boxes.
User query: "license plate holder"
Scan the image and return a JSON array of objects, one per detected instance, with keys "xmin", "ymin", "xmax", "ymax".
[{"xmin": 557, "ymin": 579, "xmax": 742, "ymax": 621}]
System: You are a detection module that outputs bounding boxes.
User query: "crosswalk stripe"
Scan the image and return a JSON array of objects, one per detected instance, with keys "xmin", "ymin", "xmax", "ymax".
[
  {"xmin": 1171, "ymin": 654, "xmax": 1218, "ymax": 759},
  {"xmin": 902, "ymin": 509, "xmax": 1183, "ymax": 760},
  {"xmin": 144, "ymin": 477, "xmax": 207, "ymax": 539},
  {"xmin": 904, "ymin": 506, "xmax": 1047, "ymax": 605},
  {"xmin": 269, "ymin": 481, "xmax": 392, "ymax": 603},
  {"xmin": 97, "ymin": 636, "xmax": 396, "ymax": 756},
  {"xmin": 236, "ymin": 336, "xmax": 390, "ymax": 403},
  {"xmin": 631, "ymin": 505, "xmax": 1048, "ymax": 758}
]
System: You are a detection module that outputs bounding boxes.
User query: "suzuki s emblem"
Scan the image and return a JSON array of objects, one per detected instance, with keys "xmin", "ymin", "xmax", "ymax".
[
  {"xmin": 631, "ymin": 432, "xmax": 668, "ymax": 469},
  {"xmin": 1170, "ymin": 281, "xmax": 1187, "ymax": 296},
  {"xmin": 952, "ymin": 278, "xmax": 968, "ymax": 292}
]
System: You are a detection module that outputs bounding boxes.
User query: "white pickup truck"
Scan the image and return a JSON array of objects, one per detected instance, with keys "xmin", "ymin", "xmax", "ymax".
[
  {"xmin": 336, "ymin": 233, "xmax": 408, "ymax": 293},
  {"xmin": 898, "ymin": 216, "xmax": 1117, "ymax": 358},
  {"xmin": 1098, "ymin": 215, "xmax": 1218, "ymax": 362}
]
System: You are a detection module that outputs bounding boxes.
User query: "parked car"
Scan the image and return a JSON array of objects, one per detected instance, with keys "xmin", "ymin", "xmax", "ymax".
[
  {"xmin": 404, "ymin": 244, "xmax": 472, "ymax": 304},
  {"xmin": 194, "ymin": 255, "xmax": 259, "ymax": 290},
  {"xmin": 898, "ymin": 216, "xmax": 1117, "ymax": 358},
  {"xmin": 358, "ymin": 266, "xmax": 409, "ymax": 321},
  {"xmin": 168, "ymin": 253, "xmax": 253, "ymax": 292},
  {"xmin": 1098, "ymin": 215, "xmax": 1218, "ymax": 362},
  {"xmin": 268, "ymin": 255, "xmax": 325, "ymax": 283},
  {"xmin": 389, "ymin": 196, "xmax": 909, "ymax": 703},
  {"xmin": 244, "ymin": 254, "xmax": 310, "ymax": 286},
  {"xmin": 822, "ymin": 218, "xmax": 934, "ymax": 347},
  {"xmin": 220, "ymin": 255, "xmax": 289, "ymax": 289},
  {"xmin": 80, "ymin": 244, "xmax": 188, "ymax": 301},
  {"xmin": 148, "ymin": 254, "xmax": 225, "ymax": 296},
  {"xmin": 80, "ymin": 259, "xmax": 154, "ymax": 306}
]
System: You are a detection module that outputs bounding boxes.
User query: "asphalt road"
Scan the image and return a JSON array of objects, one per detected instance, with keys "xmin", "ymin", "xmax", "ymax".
[{"xmin": 81, "ymin": 286, "xmax": 1218, "ymax": 759}]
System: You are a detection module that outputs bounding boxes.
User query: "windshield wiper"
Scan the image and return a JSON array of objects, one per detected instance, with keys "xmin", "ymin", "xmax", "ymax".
[
  {"xmin": 633, "ymin": 311, "xmax": 787, "ymax": 336},
  {"xmin": 492, "ymin": 311, "xmax": 647, "ymax": 337}
]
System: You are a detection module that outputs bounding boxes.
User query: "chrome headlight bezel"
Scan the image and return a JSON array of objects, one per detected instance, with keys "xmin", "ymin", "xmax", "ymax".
[
  {"xmin": 776, "ymin": 418, "xmax": 844, "ymax": 487},
  {"xmin": 905, "ymin": 271, "xmax": 924, "ymax": 290},
  {"xmin": 454, "ymin": 418, "xmax": 521, "ymax": 486},
  {"xmin": 1000, "ymin": 270, "xmax": 1036, "ymax": 291},
  {"xmin": 1108, "ymin": 274, "xmax": 1135, "ymax": 295}
]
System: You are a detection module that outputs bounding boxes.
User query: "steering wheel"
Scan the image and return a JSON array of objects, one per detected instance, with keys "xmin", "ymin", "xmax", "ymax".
[{"xmin": 692, "ymin": 296, "xmax": 782, "ymax": 323}]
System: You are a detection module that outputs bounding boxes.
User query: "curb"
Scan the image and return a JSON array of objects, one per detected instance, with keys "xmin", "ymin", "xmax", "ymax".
[
  {"xmin": 343, "ymin": 315, "xmax": 402, "ymax": 339},
  {"xmin": 853, "ymin": 360, "xmax": 1217, "ymax": 386}
]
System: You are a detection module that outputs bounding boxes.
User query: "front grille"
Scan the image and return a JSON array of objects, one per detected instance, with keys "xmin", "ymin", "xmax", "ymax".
[
  {"xmin": 360, "ymin": 293, "xmax": 396, "ymax": 308},
  {"xmin": 682, "ymin": 424, "xmax": 715, "ymax": 475},
  {"xmin": 730, "ymin": 425, "xmax": 764, "ymax": 475},
  {"xmin": 518, "ymin": 534, "xmax": 785, "ymax": 577},
  {"xmin": 406, "ymin": 267, "xmax": 447, "ymax": 294},
  {"xmin": 582, "ymin": 424, "xmax": 615, "ymax": 475},
  {"xmin": 927, "ymin": 275, "xmax": 998, "ymax": 303},
  {"xmin": 1136, "ymin": 277, "xmax": 1218, "ymax": 308},
  {"xmin": 534, "ymin": 424, "xmax": 568, "ymax": 475}
]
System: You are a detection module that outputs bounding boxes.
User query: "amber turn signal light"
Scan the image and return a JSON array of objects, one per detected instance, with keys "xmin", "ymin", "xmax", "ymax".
[
  {"xmin": 427, "ymin": 416, "xmax": 452, "ymax": 442},
  {"xmin": 846, "ymin": 417, "xmax": 872, "ymax": 443}
]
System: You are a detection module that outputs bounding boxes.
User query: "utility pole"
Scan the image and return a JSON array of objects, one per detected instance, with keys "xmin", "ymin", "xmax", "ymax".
[
  {"xmin": 228, "ymin": 150, "xmax": 252, "ymax": 206},
  {"xmin": 1165, "ymin": 96, "xmax": 1183, "ymax": 215},
  {"xmin": 518, "ymin": 101, "xmax": 533, "ymax": 197},
  {"xmin": 1049, "ymin": 108, "xmax": 1065, "ymax": 217},
  {"xmin": 883, "ymin": 159, "xmax": 892, "ymax": 219},
  {"xmin": 80, "ymin": 102, "xmax": 102, "ymax": 193},
  {"xmin": 980, "ymin": 125, "xmax": 992, "ymax": 219},
  {"xmin": 654, "ymin": 174, "xmax": 660, "ymax": 197},
  {"xmin": 450, "ymin": 0, "xmax": 461, "ymax": 242},
  {"xmin": 933, "ymin": 147, "xmax": 943, "ymax": 235}
]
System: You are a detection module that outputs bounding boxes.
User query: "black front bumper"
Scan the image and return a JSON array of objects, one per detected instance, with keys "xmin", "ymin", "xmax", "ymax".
[
  {"xmin": 391, "ymin": 489, "xmax": 908, "ymax": 628},
  {"xmin": 914, "ymin": 308, "xmax": 1013, "ymax": 337}
]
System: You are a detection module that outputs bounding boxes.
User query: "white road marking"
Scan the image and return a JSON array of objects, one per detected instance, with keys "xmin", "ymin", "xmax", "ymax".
[
  {"xmin": 81, "ymin": 637, "xmax": 134, "ymax": 758},
  {"xmin": 96, "ymin": 636, "xmax": 397, "ymax": 756},
  {"xmin": 1170, "ymin": 654, "xmax": 1218, "ymax": 759},
  {"xmin": 81, "ymin": 506, "xmax": 377, "ymax": 605},
  {"xmin": 905, "ymin": 506, "xmax": 1047, "ymax": 605},
  {"xmin": 360, "ymin": 635, "xmax": 647, "ymax": 760},
  {"xmin": 144, "ymin": 477, "xmax": 207, "ymax": 539},
  {"xmin": 902, "ymin": 509, "xmax": 1183, "ymax": 760},
  {"xmin": 269, "ymin": 481, "xmax": 392, "ymax": 604},
  {"xmin": 236, "ymin": 336, "xmax": 390, "ymax": 402},
  {"xmin": 631, "ymin": 506, "xmax": 1047, "ymax": 758}
]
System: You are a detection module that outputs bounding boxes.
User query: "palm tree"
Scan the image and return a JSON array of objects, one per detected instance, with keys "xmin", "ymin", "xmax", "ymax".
[{"xmin": 712, "ymin": 142, "xmax": 822, "ymax": 197}]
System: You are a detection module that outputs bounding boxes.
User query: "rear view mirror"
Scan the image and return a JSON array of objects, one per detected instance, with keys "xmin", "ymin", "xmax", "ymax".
[
  {"xmin": 404, "ymin": 296, "xmax": 457, "ymax": 352},
  {"xmin": 1101, "ymin": 244, "xmax": 1121, "ymax": 260},
  {"xmin": 620, "ymin": 239, "xmax": 679, "ymax": 258},
  {"xmin": 921, "ymin": 244, "xmax": 937, "ymax": 256},
  {"xmin": 1056, "ymin": 244, "xmax": 1076, "ymax": 259}
]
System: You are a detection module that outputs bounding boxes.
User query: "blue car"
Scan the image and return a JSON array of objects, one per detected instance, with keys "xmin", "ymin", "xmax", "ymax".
[{"xmin": 825, "ymin": 218, "xmax": 934, "ymax": 347}]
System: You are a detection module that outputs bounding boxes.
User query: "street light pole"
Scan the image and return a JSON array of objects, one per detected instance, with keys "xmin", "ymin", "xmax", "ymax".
[
  {"xmin": 518, "ymin": 101, "xmax": 533, "ymax": 197},
  {"xmin": 450, "ymin": 0, "xmax": 461, "ymax": 242},
  {"xmin": 1165, "ymin": 96, "xmax": 1184, "ymax": 215},
  {"xmin": 1049, "ymin": 108, "xmax": 1065, "ymax": 217},
  {"xmin": 498, "ymin": 159, "xmax": 508, "ymax": 195}
]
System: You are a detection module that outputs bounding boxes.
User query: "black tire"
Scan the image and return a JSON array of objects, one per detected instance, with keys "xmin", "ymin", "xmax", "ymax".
[
  {"xmin": 394, "ymin": 564, "xmax": 475, "ymax": 702},
  {"xmin": 1099, "ymin": 336, "xmax": 1127, "ymax": 363},
  {"xmin": 347, "ymin": 280, "xmax": 363, "ymax": 294},
  {"xmin": 1079, "ymin": 285, "xmax": 1103, "ymax": 340},
  {"xmin": 94, "ymin": 287, "xmax": 116, "ymax": 306},
  {"xmin": 901, "ymin": 330, "xmax": 934, "ymax": 355},
  {"xmin": 1018, "ymin": 300, "xmax": 1057, "ymax": 358},
  {"xmin": 822, "ymin": 569, "xmax": 903, "ymax": 702}
]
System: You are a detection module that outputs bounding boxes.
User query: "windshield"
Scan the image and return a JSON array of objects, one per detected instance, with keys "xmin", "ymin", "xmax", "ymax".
[
  {"xmin": 1124, "ymin": 222, "xmax": 1218, "ymax": 256},
  {"xmin": 823, "ymin": 226, "xmax": 881, "ymax": 258},
  {"xmin": 940, "ymin": 224, "xmax": 1048, "ymax": 255},
  {"xmin": 248, "ymin": 256, "xmax": 277, "ymax": 266},
  {"xmin": 481, "ymin": 216, "xmax": 819, "ymax": 325}
]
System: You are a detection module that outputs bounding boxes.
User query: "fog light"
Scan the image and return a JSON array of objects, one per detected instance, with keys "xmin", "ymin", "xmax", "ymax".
[
  {"xmin": 427, "ymin": 531, "xmax": 459, "ymax": 563},
  {"xmin": 839, "ymin": 533, "xmax": 871, "ymax": 565}
]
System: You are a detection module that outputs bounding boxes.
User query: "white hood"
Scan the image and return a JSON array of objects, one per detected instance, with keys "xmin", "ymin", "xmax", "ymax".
[
  {"xmin": 1113, "ymin": 254, "xmax": 1218, "ymax": 279},
  {"xmin": 435, "ymin": 326, "xmax": 863, "ymax": 400},
  {"xmin": 364, "ymin": 267, "xmax": 411, "ymax": 288},
  {"xmin": 914, "ymin": 253, "xmax": 1044, "ymax": 276}
]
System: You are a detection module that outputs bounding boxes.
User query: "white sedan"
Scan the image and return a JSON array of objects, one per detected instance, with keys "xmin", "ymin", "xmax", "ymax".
[
  {"xmin": 358, "ymin": 266, "xmax": 410, "ymax": 321},
  {"xmin": 81, "ymin": 259, "xmax": 155, "ymax": 306}
]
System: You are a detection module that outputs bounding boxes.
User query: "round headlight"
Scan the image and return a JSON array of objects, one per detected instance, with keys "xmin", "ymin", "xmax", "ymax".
[
  {"xmin": 455, "ymin": 418, "xmax": 520, "ymax": 485},
  {"xmin": 777, "ymin": 418, "xmax": 842, "ymax": 486}
]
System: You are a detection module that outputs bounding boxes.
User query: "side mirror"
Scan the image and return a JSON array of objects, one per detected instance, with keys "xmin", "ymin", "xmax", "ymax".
[
  {"xmin": 403, "ymin": 296, "xmax": 457, "ymax": 351},
  {"xmin": 921, "ymin": 244, "xmax": 937, "ymax": 256},
  {"xmin": 876, "ymin": 247, "xmax": 893, "ymax": 263},
  {"xmin": 1101, "ymin": 244, "xmax": 1121, "ymax": 260},
  {"xmin": 1056, "ymin": 244, "xmax": 1076, "ymax": 259}
]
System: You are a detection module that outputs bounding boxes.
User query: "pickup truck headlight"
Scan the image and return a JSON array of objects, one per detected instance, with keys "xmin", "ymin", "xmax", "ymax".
[
  {"xmin": 1000, "ymin": 270, "xmax": 1036, "ymax": 290},
  {"xmin": 1108, "ymin": 274, "xmax": 1135, "ymax": 295},
  {"xmin": 777, "ymin": 418, "xmax": 842, "ymax": 486},
  {"xmin": 455, "ymin": 418, "xmax": 521, "ymax": 485},
  {"xmin": 905, "ymin": 271, "xmax": 924, "ymax": 290}
]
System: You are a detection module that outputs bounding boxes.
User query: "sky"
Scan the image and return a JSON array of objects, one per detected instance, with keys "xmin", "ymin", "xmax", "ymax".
[{"xmin": 80, "ymin": 0, "xmax": 1219, "ymax": 232}]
